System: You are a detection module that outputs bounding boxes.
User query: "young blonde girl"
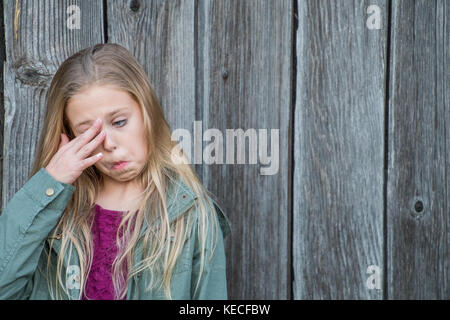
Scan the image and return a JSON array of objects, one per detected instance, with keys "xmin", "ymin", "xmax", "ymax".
[{"xmin": 0, "ymin": 43, "xmax": 231, "ymax": 300}]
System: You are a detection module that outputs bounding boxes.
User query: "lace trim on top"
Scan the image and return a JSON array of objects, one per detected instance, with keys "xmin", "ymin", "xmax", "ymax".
[{"xmin": 82, "ymin": 204, "xmax": 127, "ymax": 300}]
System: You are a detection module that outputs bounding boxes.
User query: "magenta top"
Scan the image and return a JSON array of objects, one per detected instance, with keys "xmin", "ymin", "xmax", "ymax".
[{"xmin": 82, "ymin": 204, "xmax": 128, "ymax": 300}]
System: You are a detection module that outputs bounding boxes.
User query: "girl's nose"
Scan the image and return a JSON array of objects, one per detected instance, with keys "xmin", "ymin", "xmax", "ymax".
[{"xmin": 101, "ymin": 127, "xmax": 117, "ymax": 151}]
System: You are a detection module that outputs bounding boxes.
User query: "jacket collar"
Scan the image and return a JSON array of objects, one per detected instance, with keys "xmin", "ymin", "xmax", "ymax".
[
  {"xmin": 136, "ymin": 176, "xmax": 197, "ymax": 238},
  {"xmin": 165, "ymin": 176, "xmax": 198, "ymax": 223}
]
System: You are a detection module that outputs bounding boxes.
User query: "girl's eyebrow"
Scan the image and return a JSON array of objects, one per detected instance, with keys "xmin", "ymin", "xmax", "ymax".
[{"xmin": 75, "ymin": 107, "xmax": 128, "ymax": 129}]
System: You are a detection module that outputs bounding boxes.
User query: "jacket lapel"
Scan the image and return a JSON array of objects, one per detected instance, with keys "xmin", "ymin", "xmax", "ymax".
[
  {"xmin": 137, "ymin": 176, "xmax": 197, "ymax": 238},
  {"xmin": 132, "ymin": 178, "xmax": 197, "ymax": 272}
]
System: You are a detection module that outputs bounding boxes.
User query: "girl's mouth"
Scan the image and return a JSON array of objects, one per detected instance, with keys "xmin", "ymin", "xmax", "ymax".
[{"xmin": 112, "ymin": 161, "xmax": 128, "ymax": 170}]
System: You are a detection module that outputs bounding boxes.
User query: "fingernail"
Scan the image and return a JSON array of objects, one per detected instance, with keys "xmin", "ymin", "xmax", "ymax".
[{"xmin": 95, "ymin": 118, "xmax": 101, "ymax": 125}]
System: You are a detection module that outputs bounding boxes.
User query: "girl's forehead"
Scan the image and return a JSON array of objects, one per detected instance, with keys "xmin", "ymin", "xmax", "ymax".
[
  {"xmin": 68, "ymin": 86, "xmax": 133, "ymax": 107},
  {"xmin": 66, "ymin": 87, "xmax": 137, "ymax": 117}
]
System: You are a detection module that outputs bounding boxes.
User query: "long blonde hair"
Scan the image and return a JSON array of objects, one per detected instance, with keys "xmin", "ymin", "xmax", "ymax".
[{"xmin": 29, "ymin": 43, "xmax": 220, "ymax": 299}]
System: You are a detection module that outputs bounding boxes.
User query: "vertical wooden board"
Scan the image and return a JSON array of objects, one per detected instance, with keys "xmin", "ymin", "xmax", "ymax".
[
  {"xmin": 106, "ymin": 0, "xmax": 196, "ymax": 164},
  {"xmin": 293, "ymin": 0, "xmax": 387, "ymax": 299},
  {"xmin": 0, "ymin": 0, "xmax": 5, "ymax": 205},
  {"xmin": 2, "ymin": 0, "xmax": 104, "ymax": 209},
  {"xmin": 199, "ymin": 0, "xmax": 292, "ymax": 299},
  {"xmin": 387, "ymin": 0, "xmax": 449, "ymax": 299}
]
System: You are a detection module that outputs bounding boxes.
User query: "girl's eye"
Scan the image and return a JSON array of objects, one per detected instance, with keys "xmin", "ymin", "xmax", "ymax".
[{"xmin": 113, "ymin": 119, "xmax": 127, "ymax": 127}]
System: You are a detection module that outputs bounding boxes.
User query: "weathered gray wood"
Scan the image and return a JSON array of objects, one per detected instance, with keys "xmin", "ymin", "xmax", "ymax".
[
  {"xmin": 106, "ymin": 0, "xmax": 197, "ymax": 170},
  {"xmin": 293, "ymin": 0, "xmax": 387, "ymax": 299},
  {"xmin": 2, "ymin": 0, "xmax": 448, "ymax": 301},
  {"xmin": 2, "ymin": 0, "xmax": 104, "ymax": 209},
  {"xmin": 0, "ymin": 0, "xmax": 5, "ymax": 208},
  {"xmin": 199, "ymin": 0, "xmax": 292, "ymax": 299},
  {"xmin": 387, "ymin": 0, "xmax": 449, "ymax": 299}
]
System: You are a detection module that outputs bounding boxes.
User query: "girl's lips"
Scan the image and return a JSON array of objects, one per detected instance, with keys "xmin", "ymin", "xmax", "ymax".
[{"xmin": 112, "ymin": 161, "xmax": 128, "ymax": 170}]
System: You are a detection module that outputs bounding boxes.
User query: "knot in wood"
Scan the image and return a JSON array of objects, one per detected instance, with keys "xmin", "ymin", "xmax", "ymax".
[
  {"xmin": 221, "ymin": 67, "xmax": 229, "ymax": 79},
  {"xmin": 409, "ymin": 197, "xmax": 426, "ymax": 220},
  {"xmin": 414, "ymin": 200, "xmax": 424, "ymax": 213},
  {"xmin": 129, "ymin": 0, "xmax": 140, "ymax": 12},
  {"xmin": 13, "ymin": 58, "xmax": 53, "ymax": 88}
]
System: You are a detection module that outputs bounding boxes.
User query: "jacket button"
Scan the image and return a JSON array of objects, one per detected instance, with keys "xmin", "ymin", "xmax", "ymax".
[
  {"xmin": 45, "ymin": 188, "xmax": 55, "ymax": 196},
  {"xmin": 182, "ymin": 193, "xmax": 187, "ymax": 200}
]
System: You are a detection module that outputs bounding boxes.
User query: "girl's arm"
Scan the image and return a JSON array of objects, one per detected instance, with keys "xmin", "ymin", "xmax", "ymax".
[
  {"xmin": 191, "ymin": 200, "xmax": 231, "ymax": 300},
  {"xmin": 0, "ymin": 168, "xmax": 75, "ymax": 299}
]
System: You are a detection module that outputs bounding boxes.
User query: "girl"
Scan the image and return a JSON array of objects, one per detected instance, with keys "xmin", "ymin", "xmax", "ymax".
[{"xmin": 0, "ymin": 43, "xmax": 231, "ymax": 300}]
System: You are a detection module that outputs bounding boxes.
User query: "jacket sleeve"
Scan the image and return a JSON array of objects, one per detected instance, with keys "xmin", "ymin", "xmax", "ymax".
[
  {"xmin": 191, "ymin": 199, "xmax": 232, "ymax": 300},
  {"xmin": 0, "ymin": 168, "xmax": 75, "ymax": 299}
]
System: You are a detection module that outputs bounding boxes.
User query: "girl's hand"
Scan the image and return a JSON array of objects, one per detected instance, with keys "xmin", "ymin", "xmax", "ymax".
[{"xmin": 45, "ymin": 118, "xmax": 106, "ymax": 185}]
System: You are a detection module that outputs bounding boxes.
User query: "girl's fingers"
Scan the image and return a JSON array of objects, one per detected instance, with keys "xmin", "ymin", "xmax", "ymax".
[
  {"xmin": 77, "ymin": 129, "xmax": 106, "ymax": 158},
  {"xmin": 81, "ymin": 152, "xmax": 103, "ymax": 169},
  {"xmin": 72, "ymin": 119, "xmax": 103, "ymax": 152}
]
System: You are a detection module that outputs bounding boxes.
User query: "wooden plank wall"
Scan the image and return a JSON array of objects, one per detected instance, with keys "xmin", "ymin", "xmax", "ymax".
[
  {"xmin": 387, "ymin": 0, "xmax": 449, "ymax": 299},
  {"xmin": 293, "ymin": 0, "xmax": 387, "ymax": 299},
  {"xmin": 0, "ymin": 0, "xmax": 448, "ymax": 300},
  {"xmin": 198, "ymin": 0, "xmax": 292, "ymax": 299}
]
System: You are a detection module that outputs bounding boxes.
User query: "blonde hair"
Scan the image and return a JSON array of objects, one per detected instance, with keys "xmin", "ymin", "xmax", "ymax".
[{"xmin": 30, "ymin": 43, "xmax": 220, "ymax": 299}]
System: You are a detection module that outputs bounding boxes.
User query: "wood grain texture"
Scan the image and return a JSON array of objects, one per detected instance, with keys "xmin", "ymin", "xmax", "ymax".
[
  {"xmin": 199, "ymin": 0, "xmax": 292, "ymax": 299},
  {"xmin": 2, "ymin": 0, "xmax": 104, "ymax": 209},
  {"xmin": 387, "ymin": 0, "xmax": 449, "ymax": 299},
  {"xmin": 1, "ymin": 0, "xmax": 448, "ymax": 300},
  {"xmin": 293, "ymin": 0, "xmax": 387, "ymax": 299},
  {"xmin": 0, "ymin": 0, "xmax": 5, "ymax": 209}
]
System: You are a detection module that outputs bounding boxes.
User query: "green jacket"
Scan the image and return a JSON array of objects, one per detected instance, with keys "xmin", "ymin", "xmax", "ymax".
[{"xmin": 0, "ymin": 168, "xmax": 231, "ymax": 300}]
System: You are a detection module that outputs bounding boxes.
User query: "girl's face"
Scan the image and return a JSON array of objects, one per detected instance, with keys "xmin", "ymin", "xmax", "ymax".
[{"xmin": 65, "ymin": 85, "xmax": 149, "ymax": 183}]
